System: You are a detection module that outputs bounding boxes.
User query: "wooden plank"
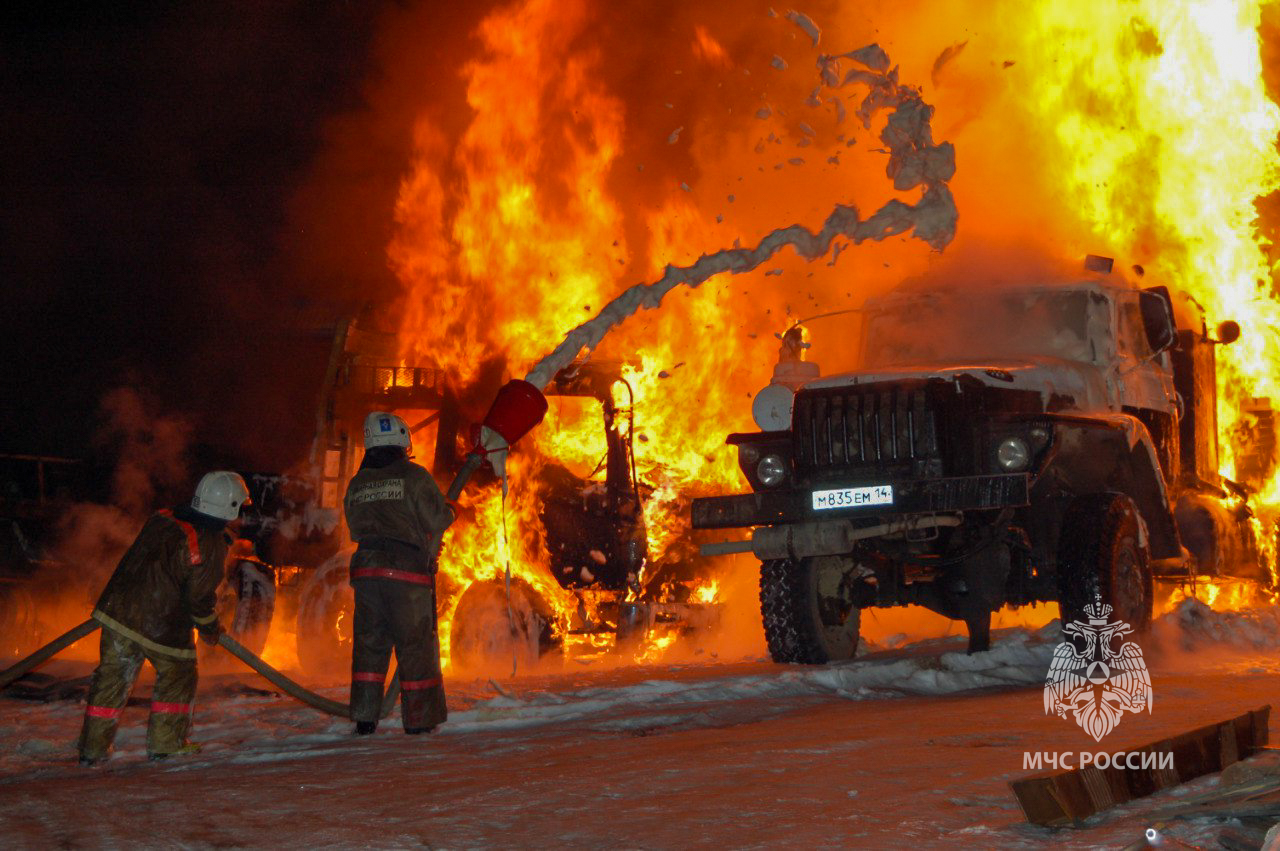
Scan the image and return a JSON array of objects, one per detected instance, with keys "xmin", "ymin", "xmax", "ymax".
[{"xmin": 1011, "ymin": 706, "xmax": 1271, "ymax": 827}]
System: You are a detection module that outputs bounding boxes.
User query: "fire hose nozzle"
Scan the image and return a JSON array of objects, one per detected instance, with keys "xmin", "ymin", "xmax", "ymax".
[
  {"xmin": 481, "ymin": 379, "xmax": 549, "ymax": 447},
  {"xmin": 444, "ymin": 380, "xmax": 549, "ymax": 505}
]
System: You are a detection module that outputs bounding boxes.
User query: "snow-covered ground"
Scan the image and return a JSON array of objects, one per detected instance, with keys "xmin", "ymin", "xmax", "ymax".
[{"xmin": 1, "ymin": 598, "xmax": 1278, "ymax": 848}]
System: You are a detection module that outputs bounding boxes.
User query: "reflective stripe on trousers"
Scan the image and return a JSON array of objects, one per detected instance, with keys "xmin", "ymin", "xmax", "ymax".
[
  {"xmin": 78, "ymin": 626, "xmax": 199, "ymax": 760},
  {"xmin": 349, "ymin": 580, "xmax": 446, "ymax": 729},
  {"xmin": 350, "ymin": 567, "xmax": 433, "ymax": 585},
  {"xmin": 85, "ymin": 705, "xmax": 123, "ymax": 720},
  {"xmin": 401, "ymin": 677, "xmax": 442, "ymax": 690}
]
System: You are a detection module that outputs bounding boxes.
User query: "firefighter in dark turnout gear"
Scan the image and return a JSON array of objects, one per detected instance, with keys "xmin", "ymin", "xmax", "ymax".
[
  {"xmin": 78, "ymin": 471, "xmax": 251, "ymax": 765},
  {"xmin": 346, "ymin": 411, "xmax": 453, "ymax": 735}
]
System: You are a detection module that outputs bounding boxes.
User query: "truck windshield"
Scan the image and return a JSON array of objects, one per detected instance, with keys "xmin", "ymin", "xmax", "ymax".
[{"xmin": 860, "ymin": 289, "xmax": 1105, "ymax": 368}]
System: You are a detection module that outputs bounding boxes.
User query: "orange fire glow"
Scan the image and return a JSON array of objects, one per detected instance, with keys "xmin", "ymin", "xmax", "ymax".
[
  {"xmin": 385, "ymin": 0, "xmax": 767, "ymax": 671},
  {"xmin": 372, "ymin": 0, "xmax": 1280, "ymax": 669},
  {"xmin": 1000, "ymin": 0, "xmax": 1280, "ymax": 599},
  {"xmin": 1013, "ymin": 2, "xmax": 1280, "ymax": 480}
]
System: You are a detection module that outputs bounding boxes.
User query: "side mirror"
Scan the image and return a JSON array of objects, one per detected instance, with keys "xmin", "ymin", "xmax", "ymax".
[
  {"xmin": 1215, "ymin": 320, "xmax": 1241, "ymax": 345},
  {"xmin": 1139, "ymin": 287, "xmax": 1178, "ymax": 354}
]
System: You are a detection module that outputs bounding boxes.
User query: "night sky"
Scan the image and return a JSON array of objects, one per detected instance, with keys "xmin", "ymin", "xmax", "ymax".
[
  {"xmin": 0, "ymin": 3, "xmax": 401, "ymax": 470},
  {"xmin": 0, "ymin": 0, "xmax": 832, "ymax": 480}
]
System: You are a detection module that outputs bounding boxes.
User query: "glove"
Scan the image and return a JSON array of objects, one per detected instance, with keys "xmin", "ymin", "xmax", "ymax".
[{"xmin": 197, "ymin": 621, "xmax": 224, "ymax": 646}]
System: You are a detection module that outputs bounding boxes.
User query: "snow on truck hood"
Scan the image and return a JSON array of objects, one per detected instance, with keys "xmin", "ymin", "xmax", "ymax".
[{"xmin": 802, "ymin": 357, "xmax": 1111, "ymax": 410}]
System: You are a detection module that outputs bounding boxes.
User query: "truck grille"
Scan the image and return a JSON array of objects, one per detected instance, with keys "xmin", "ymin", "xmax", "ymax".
[{"xmin": 792, "ymin": 385, "xmax": 940, "ymax": 473}]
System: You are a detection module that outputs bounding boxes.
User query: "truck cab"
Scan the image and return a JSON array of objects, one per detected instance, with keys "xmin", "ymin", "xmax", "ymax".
[{"xmin": 693, "ymin": 257, "xmax": 1264, "ymax": 662}]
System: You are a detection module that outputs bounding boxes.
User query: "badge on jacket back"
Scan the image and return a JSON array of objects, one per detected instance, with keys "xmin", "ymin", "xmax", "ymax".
[{"xmin": 349, "ymin": 480, "xmax": 405, "ymax": 504}]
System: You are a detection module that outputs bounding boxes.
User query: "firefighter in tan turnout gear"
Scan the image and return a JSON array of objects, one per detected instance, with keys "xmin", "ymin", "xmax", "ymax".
[
  {"xmin": 78, "ymin": 471, "xmax": 251, "ymax": 765},
  {"xmin": 346, "ymin": 411, "xmax": 453, "ymax": 735}
]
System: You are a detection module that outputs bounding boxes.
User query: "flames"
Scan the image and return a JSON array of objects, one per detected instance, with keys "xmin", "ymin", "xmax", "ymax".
[
  {"xmin": 1159, "ymin": 574, "xmax": 1275, "ymax": 618},
  {"xmin": 388, "ymin": 0, "xmax": 633, "ymax": 669},
  {"xmin": 1012, "ymin": 1, "xmax": 1280, "ymax": 486},
  {"xmin": 371, "ymin": 0, "xmax": 1280, "ymax": 670},
  {"xmin": 388, "ymin": 0, "xmax": 626, "ymax": 388},
  {"xmin": 388, "ymin": 0, "xmax": 751, "ymax": 670},
  {"xmin": 1003, "ymin": 1, "xmax": 1280, "ymax": 599},
  {"xmin": 691, "ymin": 577, "xmax": 720, "ymax": 606}
]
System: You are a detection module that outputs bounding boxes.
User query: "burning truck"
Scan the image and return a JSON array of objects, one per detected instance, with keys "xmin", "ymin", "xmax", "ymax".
[
  {"xmin": 694, "ymin": 255, "xmax": 1276, "ymax": 662},
  {"xmin": 223, "ymin": 317, "xmax": 719, "ymax": 675}
]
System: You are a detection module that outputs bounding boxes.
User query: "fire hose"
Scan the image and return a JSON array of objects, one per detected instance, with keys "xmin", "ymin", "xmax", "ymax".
[
  {"xmin": 215, "ymin": 633, "xmax": 348, "ymax": 716},
  {"xmin": 216, "ymin": 633, "xmax": 399, "ymax": 719},
  {"xmin": 0, "ymin": 618, "xmax": 399, "ymax": 720},
  {"xmin": 0, "ymin": 382, "xmax": 550, "ymax": 718},
  {"xmin": 0, "ymin": 618, "xmax": 100, "ymax": 691}
]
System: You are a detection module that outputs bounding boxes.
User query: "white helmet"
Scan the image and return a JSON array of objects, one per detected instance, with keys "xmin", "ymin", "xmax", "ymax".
[
  {"xmin": 191, "ymin": 471, "xmax": 252, "ymax": 521},
  {"xmin": 363, "ymin": 411, "xmax": 411, "ymax": 450}
]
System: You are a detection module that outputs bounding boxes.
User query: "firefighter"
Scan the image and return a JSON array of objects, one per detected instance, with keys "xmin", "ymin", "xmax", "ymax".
[
  {"xmin": 345, "ymin": 411, "xmax": 453, "ymax": 735},
  {"xmin": 78, "ymin": 471, "xmax": 251, "ymax": 765}
]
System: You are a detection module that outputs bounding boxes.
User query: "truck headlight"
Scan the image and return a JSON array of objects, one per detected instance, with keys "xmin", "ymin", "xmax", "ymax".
[
  {"xmin": 756, "ymin": 455, "xmax": 787, "ymax": 487},
  {"xmin": 996, "ymin": 437, "xmax": 1030, "ymax": 471}
]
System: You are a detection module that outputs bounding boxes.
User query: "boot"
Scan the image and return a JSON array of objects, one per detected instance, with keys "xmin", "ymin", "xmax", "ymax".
[
  {"xmin": 404, "ymin": 726, "xmax": 436, "ymax": 735},
  {"xmin": 355, "ymin": 721, "xmax": 377, "ymax": 735}
]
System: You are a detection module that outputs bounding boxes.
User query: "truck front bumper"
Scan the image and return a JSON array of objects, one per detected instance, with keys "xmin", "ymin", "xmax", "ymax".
[{"xmin": 691, "ymin": 473, "xmax": 1030, "ymax": 530}]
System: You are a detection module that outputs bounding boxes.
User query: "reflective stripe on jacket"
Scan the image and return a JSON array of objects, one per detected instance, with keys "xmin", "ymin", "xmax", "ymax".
[{"xmin": 93, "ymin": 510, "xmax": 231, "ymax": 657}]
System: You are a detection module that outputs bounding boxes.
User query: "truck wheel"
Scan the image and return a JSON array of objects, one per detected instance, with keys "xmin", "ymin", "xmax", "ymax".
[
  {"xmin": 1056, "ymin": 493, "xmax": 1153, "ymax": 631},
  {"xmin": 448, "ymin": 578, "xmax": 557, "ymax": 675},
  {"xmin": 296, "ymin": 552, "xmax": 354, "ymax": 677},
  {"xmin": 229, "ymin": 562, "xmax": 277, "ymax": 658},
  {"xmin": 760, "ymin": 556, "xmax": 860, "ymax": 664}
]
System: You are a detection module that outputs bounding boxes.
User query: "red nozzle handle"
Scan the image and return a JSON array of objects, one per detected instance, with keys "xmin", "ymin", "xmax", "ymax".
[{"xmin": 481, "ymin": 379, "xmax": 548, "ymax": 447}]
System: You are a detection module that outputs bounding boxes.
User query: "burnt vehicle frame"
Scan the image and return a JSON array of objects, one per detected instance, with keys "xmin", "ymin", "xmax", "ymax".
[
  {"xmin": 228, "ymin": 318, "xmax": 712, "ymax": 672},
  {"xmin": 446, "ymin": 358, "xmax": 717, "ymax": 668}
]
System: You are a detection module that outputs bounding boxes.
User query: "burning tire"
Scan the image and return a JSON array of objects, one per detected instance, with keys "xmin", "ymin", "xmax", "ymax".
[
  {"xmin": 759, "ymin": 556, "xmax": 860, "ymax": 664},
  {"xmin": 448, "ymin": 578, "xmax": 557, "ymax": 676},
  {"xmin": 295, "ymin": 552, "xmax": 354, "ymax": 676},
  {"xmin": 1056, "ymin": 493, "xmax": 1153, "ymax": 631}
]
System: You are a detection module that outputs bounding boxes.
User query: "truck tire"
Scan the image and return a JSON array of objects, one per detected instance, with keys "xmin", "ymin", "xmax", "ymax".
[
  {"xmin": 449, "ymin": 578, "xmax": 557, "ymax": 675},
  {"xmin": 296, "ymin": 552, "xmax": 355, "ymax": 677},
  {"xmin": 228, "ymin": 561, "xmax": 276, "ymax": 658},
  {"xmin": 1056, "ymin": 493, "xmax": 1153, "ymax": 632},
  {"xmin": 760, "ymin": 556, "xmax": 860, "ymax": 664}
]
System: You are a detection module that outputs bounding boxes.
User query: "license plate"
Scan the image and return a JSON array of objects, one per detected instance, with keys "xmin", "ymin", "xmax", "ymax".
[{"xmin": 811, "ymin": 484, "xmax": 894, "ymax": 511}]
